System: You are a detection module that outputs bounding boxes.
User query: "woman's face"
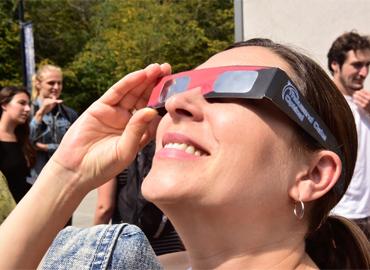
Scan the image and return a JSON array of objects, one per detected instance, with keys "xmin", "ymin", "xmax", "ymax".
[
  {"xmin": 1, "ymin": 92, "xmax": 31, "ymax": 125},
  {"xmin": 142, "ymin": 46, "xmax": 305, "ymax": 215},
  {"xmin": 37, "ymin": 70, "xmax": 63, "ymax": 99}
]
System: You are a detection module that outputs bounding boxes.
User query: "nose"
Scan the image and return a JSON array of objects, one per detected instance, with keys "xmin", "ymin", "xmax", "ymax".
[
  {"xmin": 24, "ymin": 104, "xmax": 31, "ymax": 112},
  {"xmin": 164, "ymin": 87, "xmax": 206, "ymax": 122},
  {"xmin": 358, "ymin": 65, "xmax": 369, "ymax": 78}
]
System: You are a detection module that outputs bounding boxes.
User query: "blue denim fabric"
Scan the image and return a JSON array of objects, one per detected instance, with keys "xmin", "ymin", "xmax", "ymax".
[
  {"xmin": 40, "ymin": 224, "xmax": 163, "ymax": 270},
  {"xmin": 29, "ymin": 99, "xmax": 78, "ymax": 184}
]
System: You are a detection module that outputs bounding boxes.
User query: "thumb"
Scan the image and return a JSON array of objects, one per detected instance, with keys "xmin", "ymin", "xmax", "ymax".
[{"xmin": 117, "ymin": 108, "xmax": 158, "ymax": 163}]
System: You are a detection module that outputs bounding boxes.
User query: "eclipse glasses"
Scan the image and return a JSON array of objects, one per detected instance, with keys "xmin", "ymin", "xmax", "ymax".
[{"xmin": 148, "ymin": 66, "xmax": 344, "ymax": 193}]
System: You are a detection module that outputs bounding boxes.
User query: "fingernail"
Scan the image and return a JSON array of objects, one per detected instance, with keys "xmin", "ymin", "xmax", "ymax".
[{"xmin": 141, "ymin": 108, "xmax": 158, "ymax": 122}]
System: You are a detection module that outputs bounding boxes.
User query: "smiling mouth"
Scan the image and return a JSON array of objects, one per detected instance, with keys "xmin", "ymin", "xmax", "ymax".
[
  {"xmin": 353, "ymin": 76, "xmax": 364, "ymax": 82},
  {"xmin": 163, "ymin": 142, "xmax": 209, "ymax": 156}
]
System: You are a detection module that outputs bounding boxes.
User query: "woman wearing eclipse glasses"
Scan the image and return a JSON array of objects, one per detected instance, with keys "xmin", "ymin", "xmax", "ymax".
[{"xmin": 0, "ymin": 39, "xmax": 369, "ymax": 269}]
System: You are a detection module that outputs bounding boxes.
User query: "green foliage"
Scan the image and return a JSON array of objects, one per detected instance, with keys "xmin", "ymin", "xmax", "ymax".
[
  {"xmin": 1, "ymin": 0, "xmax": 234, "ymax": 113},
  {"xmin": 25, "ymin": 0, "xmax": 99, "ymax": 67},
  {"xmin": 64, "ymin": 0, "xmax": 233, "ymax": 112},
  {"xmin": 0, "ymin": 0, "xmax": 22, "ymax": 88}
]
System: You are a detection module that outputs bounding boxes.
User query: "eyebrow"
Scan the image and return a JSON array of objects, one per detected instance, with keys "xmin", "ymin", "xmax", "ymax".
[
  {"xmin": 351, "ymin": 61, "xmax": 370, "ymax": 65},
  {"xmin": 18, "ymin": 99, "xmax": 29, "ymax": 103},
  {"xmin": 46, "ymin": 80, "xmax": 62, "ymax": 83}
]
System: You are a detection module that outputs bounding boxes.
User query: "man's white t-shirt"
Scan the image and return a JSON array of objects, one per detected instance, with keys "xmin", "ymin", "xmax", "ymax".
[{"xmin": 332, "ymin": 95, "xmax": 370, "ymax": 219}]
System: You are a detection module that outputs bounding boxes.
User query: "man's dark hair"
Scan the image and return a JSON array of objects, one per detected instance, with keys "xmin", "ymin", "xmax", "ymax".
[{"xmin": 327, "ymin": 31, "xmax": 370, "ymax": 74}]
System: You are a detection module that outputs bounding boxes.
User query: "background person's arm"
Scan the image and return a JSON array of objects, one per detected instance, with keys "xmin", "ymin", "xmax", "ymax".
[
  {"xmin": 94, "ymin": 178, "xmax": 117, "ymax": 224},
  {"xmin": 32, "ymin": 98, "xmax": 63, "ymax": 123},
  {"xmin": 0, "ymin": 63, "xmax": 170, "ymax": 269}
]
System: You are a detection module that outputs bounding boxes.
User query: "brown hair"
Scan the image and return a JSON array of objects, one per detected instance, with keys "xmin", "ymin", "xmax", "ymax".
[
  {"xmin": 32, "ymin": 64, "xmax": 62, "ymax": 101},
  {"xmin": 327, "ymin": 31, "xmax": 370, "ymax": 75},
  {"xmin": 0, "ymin": 86, "xmax": 36, "ymax": 168},
  {"xmin": 227, "ymin": 39, "xmax": 369, "ymax": 269}
]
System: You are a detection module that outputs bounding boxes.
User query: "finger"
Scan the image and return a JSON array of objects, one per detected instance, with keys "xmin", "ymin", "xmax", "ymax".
[
  {"xmin": 101, "ymin": 64, "xmax": 165, "ymax": 108},
  {"xmin": 354, "ymin": 94, "xmax": 368, "ymax": 107},
  {"xmin": 100, "ymin": 69, "xmax": 147, "ymax": 106},
  {"xmin": 129, "ymin": 63, "xmax": 172, "ymax": 110},
  {"xmin": 119, "ymin": 64, "xmax": 164, "ymax": 110},
  {"xmin": 354, "ymin": 94, "xmax": 365, "ymax": 103},
  {"xmin": 146, "ymin": 114, "xmax": 161, "ymax": 139},
  {"xmin": 355, "ymin": 90, "xmax": 370, "ymax": 100},
  {"xmin": 160, "ymin": 63, "xmax": 172, "ymax": 76},
  {"xmin": 132, "ymin": 81, "xmax": 159, "ymax": 110},
  {"xmin": 116, "ymin": 108, "xmax": 158, "ymax": 164},
  {"xmin": 138, "ymin": 131, "xmax": 154, "ymax": 150},
  {"xmin": 138, "ymin": 114, "xmax": 161, "ymax": 148},
  {"xmin": 117, "ymin": 85, "xmax": 150, "ymax": 110}
]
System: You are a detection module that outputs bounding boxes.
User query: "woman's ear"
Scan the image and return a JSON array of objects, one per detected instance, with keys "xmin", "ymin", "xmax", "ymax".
[
  {"xmin": 35, "ymin": 79, "xmax": 41, "ymax": 94},
  {"xmin": 289, "ymin": 150, "xmax": 342, "ymax": 202}
]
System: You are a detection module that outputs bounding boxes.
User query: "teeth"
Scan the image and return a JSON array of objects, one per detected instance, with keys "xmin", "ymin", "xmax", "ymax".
[
  {"xmin": 164, "ymin": 142, "xmax": 206, "ymax": 156},
  {"xmin": 185, "ymin": 145, "xmax": 195, "ymax": 154}
]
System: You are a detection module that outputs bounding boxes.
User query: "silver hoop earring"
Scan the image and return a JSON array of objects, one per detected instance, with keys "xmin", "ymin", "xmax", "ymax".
[{"xmin": 294, "ymin": 200, "xmax": 305, "ymax": 220}]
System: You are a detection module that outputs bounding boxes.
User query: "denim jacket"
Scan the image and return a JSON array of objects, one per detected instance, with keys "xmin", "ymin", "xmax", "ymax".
[
  {"xmin": 40, "ymin": 224, "xmax": 163, "ymax": 270},
  {"xmin": 28, "ymin": 99, "xmax": 78, "ymax": 184}
]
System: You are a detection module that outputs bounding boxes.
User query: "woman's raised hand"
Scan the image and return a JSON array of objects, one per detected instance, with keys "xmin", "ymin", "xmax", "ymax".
[
  {"xmin": 0, "ymin": 64, "xmax": 171, "ymax": 270},
  {"xmin": 51, "ymin": 63, "xmax": 171, "ymax": 191}
]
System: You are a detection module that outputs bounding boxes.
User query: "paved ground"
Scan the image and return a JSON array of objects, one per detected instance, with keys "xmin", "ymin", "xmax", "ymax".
[{"xmin": 72, "ymin": 188, "xmax": 98, "ymax": 227}]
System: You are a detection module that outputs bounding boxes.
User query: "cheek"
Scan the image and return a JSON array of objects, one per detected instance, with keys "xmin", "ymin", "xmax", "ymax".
[
  {"xmin": 210, "ymin": 106, "xmax": 274, "ymax": 166},
  {"xmin": 208, "ymin": 106, "xmax": 295, "ymax": 199},
  {"xmin": 41, "ymin": 83, "xmax": 51, "ymax": 91},
  {"xmin": 3, "ymin": 105, "xmax": 17, "ymax": 117},
  {"xmin": 39, "ymin": 88, "xmax": 47, "ymax": 95},
  {"xmin": 342, "ymin": 66, "xmax": 356, "ymax": 77}
]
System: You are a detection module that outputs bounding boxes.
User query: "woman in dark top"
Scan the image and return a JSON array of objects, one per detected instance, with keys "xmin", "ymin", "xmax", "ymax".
[{"xmin": 0, "ymin": 86, "xmax": 35, "ymax": 202}]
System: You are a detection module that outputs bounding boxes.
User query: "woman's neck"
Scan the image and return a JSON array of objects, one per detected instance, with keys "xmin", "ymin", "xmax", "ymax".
[
  {"xmin": 0, "ymin": 117, "xmax": 17, "ymax": 141},
  {"xmin": 164, "ymin": 206, "xmax": 316, "ymax": 269},
  {"xmin": 184, "ymin": 232, "xmax": 315, "ymax": 269}
]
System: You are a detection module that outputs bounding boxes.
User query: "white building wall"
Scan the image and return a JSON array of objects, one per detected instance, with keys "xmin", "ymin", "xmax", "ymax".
[{"xmin": 239, "ymin": 0, "xmax": 370, "ymax": 89}]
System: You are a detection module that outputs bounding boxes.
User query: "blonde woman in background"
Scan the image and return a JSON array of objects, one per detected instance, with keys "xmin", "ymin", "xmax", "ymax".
[
  {"xmin": 29, "ymin": 65, "xmax": 78, "ymax": 226},
  {"xmin": 29, "ymin": 64, "xmax": 78, "ymax": 182}
]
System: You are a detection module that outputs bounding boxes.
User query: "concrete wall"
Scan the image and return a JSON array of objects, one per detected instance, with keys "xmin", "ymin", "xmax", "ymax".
[{"xmin": 239, "ymin": 0, "xmax": 370, "ymax": 89}]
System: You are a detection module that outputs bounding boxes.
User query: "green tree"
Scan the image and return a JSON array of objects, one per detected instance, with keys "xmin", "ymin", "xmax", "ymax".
[
  {"xmin": 25, "ymin": 0, "xmax": 99, "ymax": 67},
  {"xmin": 64, "ymin": 0, "xmax": 233, "ymax": 112},
  {"xmin": 0, "ymin": 0, "xmax": 22, "ymax": 88},
  {"xmin": 177, "ymin": 0, "xmax": 234, "ymax": 54},
  {"xmin": 1, "ymin": 0, "xmax": 233, "ymax": 112}
]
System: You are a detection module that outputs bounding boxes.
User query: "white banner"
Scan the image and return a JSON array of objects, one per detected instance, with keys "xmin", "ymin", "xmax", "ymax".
[{"xmin": 23, "ymin": 22, "xmax": 35, "ymax": 94}]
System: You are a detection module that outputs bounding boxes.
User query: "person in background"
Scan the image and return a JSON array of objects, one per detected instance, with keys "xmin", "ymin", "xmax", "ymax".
[
  {"xmin": 0, "ymin": 171, "xmax": 16, "ymax": 224},
  {"xmin": 94, "ymin": 141, "xmax": 185, "ymax": 255},
  {"xmin": 327, "ymin": 31, "xmax": 370, "ymax": 239},
  {"xmin": 29, "ymin": 64, "xmax": 78, "ymax": 226},
  {"xmin": 0, "ymin": 39, "xmax": 369, "ymax": 269},
  {"xmin": 0, "ymin": 86, "xmax": 35, "ymax": 203}
]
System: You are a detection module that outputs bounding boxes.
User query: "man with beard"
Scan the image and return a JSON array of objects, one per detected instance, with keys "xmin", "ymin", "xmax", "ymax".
[{"xmin": 328, "ymin": 31, "xmax": 370, "ymax": 239}]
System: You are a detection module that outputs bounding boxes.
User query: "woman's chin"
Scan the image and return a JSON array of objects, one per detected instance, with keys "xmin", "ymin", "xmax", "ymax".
[{"xmin": 142, "ymin": 172, "xmax": 188, "ymax": 204}]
